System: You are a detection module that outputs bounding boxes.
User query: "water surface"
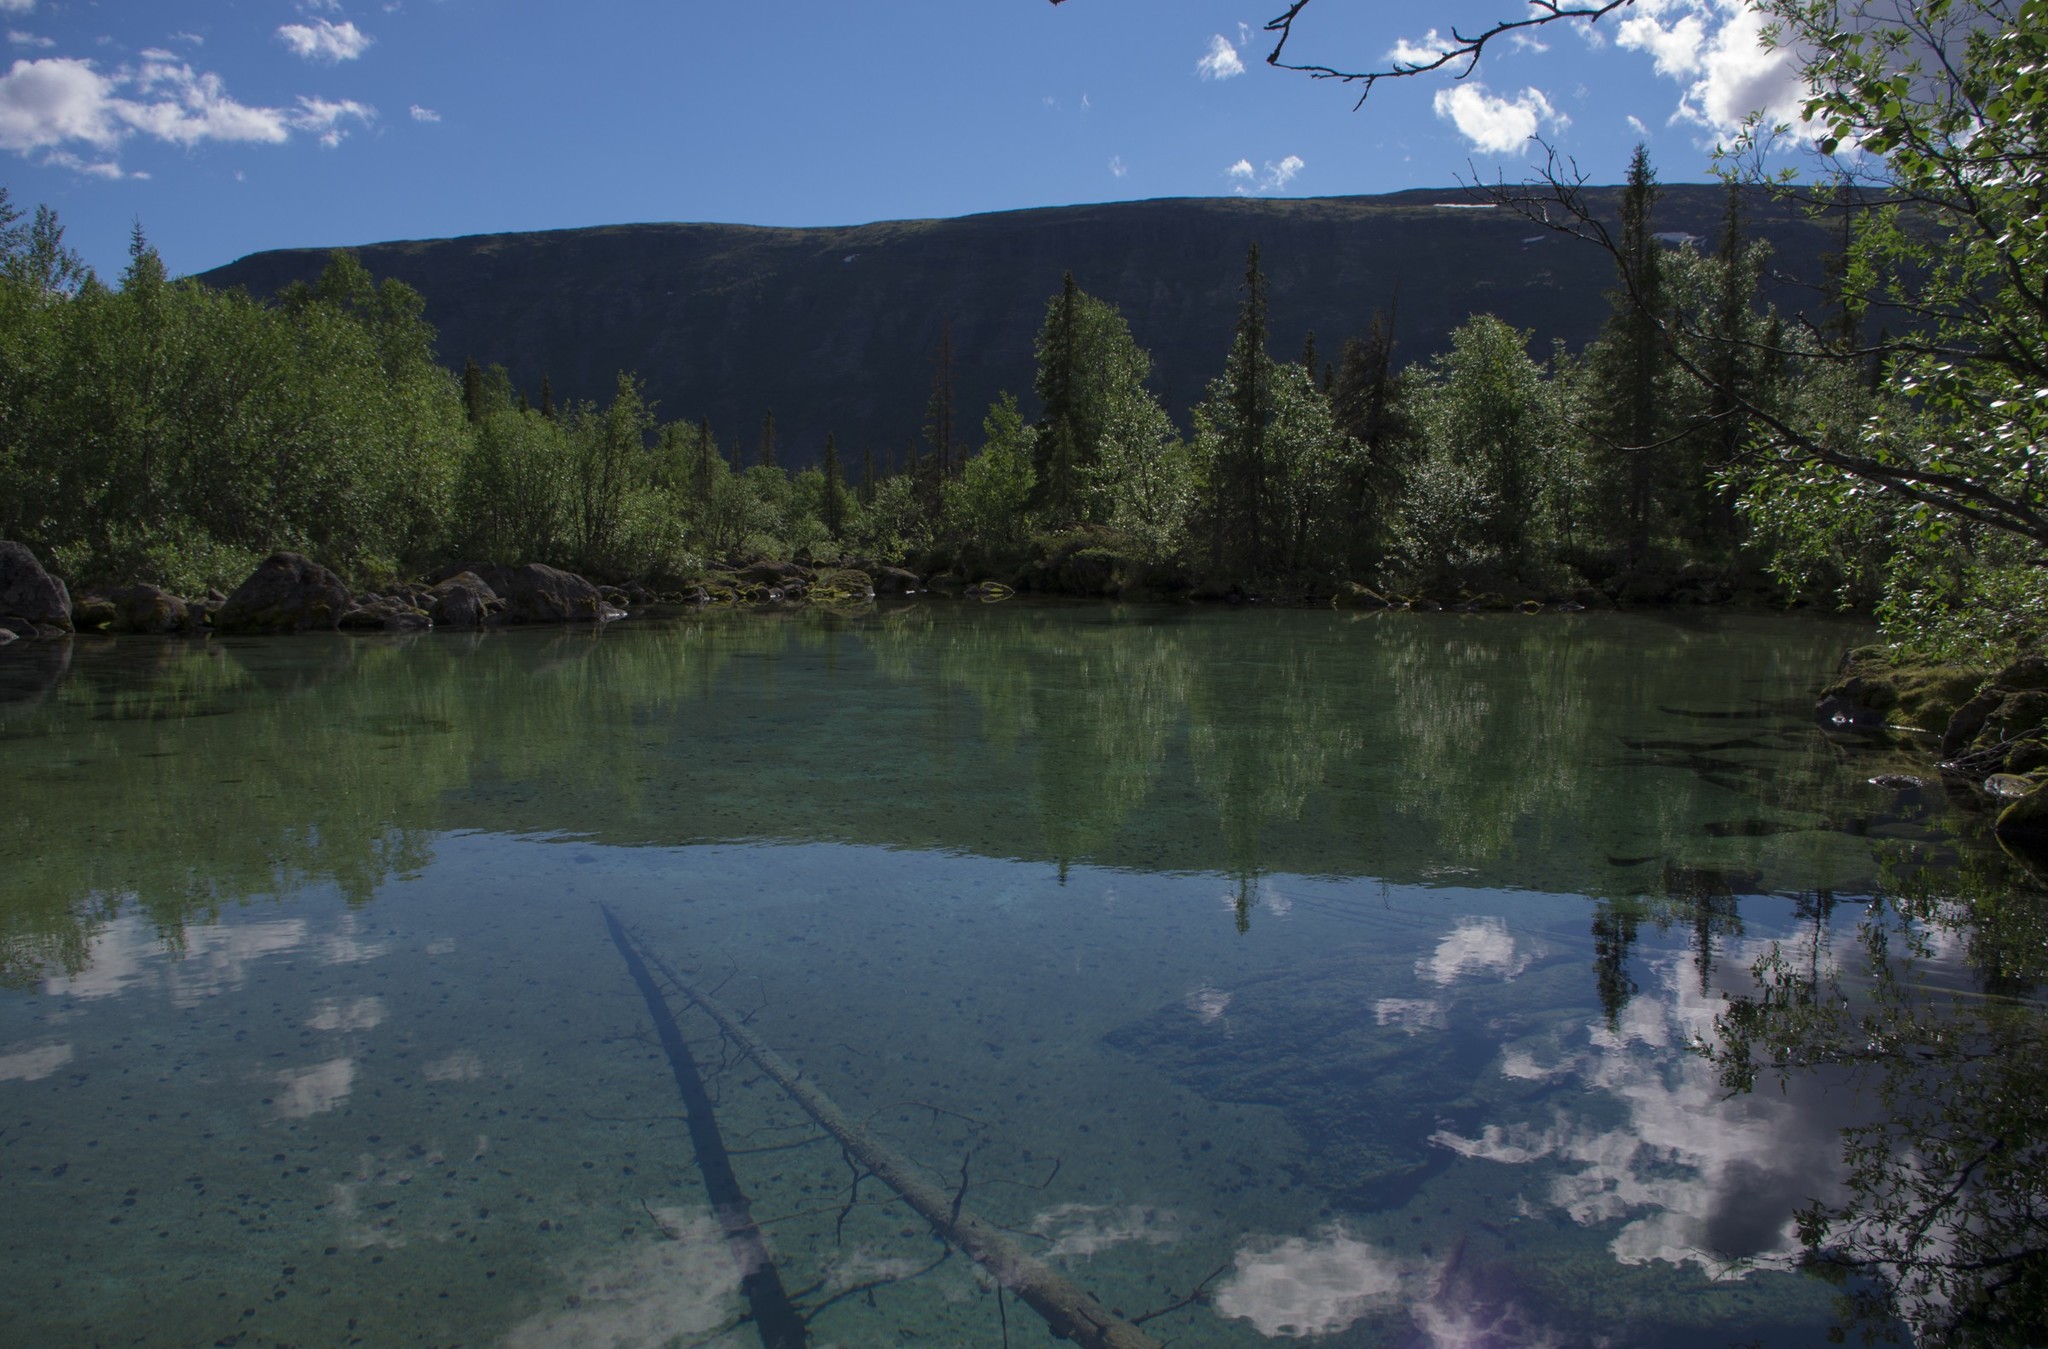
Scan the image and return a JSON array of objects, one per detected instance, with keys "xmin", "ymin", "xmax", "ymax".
[{"xmin": 3, "ymin": 605, "xmax": 2038, "ymax": 1346}]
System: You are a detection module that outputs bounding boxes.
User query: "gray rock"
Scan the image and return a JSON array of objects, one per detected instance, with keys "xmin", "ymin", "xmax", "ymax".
[
  {"xmin": 437, "ymin": 562, "xmax": 606, "ymax": 623},
  {"xmin": 216, "ymin": 552, "xmax": 354, "ymax": 634},
  {"xmin": 107, "ymin": 584, "xmax": 192, "ymax": 635},
  {"xmin": 0, "ymin": 541, "xmax": 73, "ymax": 632},
  {"xmin": 427, "ymin": 572, "xmax": 500, "ymax": 629},
  {"xmin": 873, "ymin": 566, "xmax": 922, "ymax": 596}
]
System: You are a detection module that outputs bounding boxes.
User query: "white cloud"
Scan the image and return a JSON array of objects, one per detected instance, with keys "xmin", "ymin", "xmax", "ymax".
[
  {"xmin": 1615, "ymin": 0, "xmax": 1806, "ymax": 135},
  {"xmin": 1196, "ymin": 33, "xmax": 1244, "ymax": 80},
  {"xmin": 0, "ymin": 0, "xmax": 34, "ymax": 14},
  {"xmin": 0, "ymin": 58, "xmax": 123, "ymax": 151},
  {"xmin": 1627, "ymin": 113, "xmax": 1651, "ymax": 136},
  {"xmin": 1225, "ymin": 154, "xmax": 1305, "ymax": 194},
  {"xmin": 169, "ymin": 31, "xmax": 204, "ymax": 47},
  {"xmin": 0, "ymin": 53, "xmax": 374, "ymax": 173},
  {"xmin": 7, "ymin": 30, "xmax": 52, "ymax": 48},
  {"xmin": 293, "ymin": 94, "xmax": 374, "ymax": 146},
  {"xmin": 44, "ymin": 148, "xmax": 127, "ymax": 177},
  {"xmin": 1432, "ymin": 82, "xmax": 1566, "ymax": 153},
  {"xmin": 1387, "ymin": 29, "xmax": 1452, "ymax": 66},
  {"xmin": 409, "ymin": 103, "xmax": 439, "ymax": 122},
  {"xmin": 276, "ymin": 18, "xmax": 372, "ymax": 63},
  {"xmin": 1108, "ymin": 152, "xmax": 1126, "ymax": 178}
]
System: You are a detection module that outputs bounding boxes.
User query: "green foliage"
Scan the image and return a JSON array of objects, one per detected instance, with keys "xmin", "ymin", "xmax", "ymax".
[
  {"xmin": 945, "ymin": 394, "xmax": 1037, "ymax": 564},
  {"xmin": 1398, "ymin": 315, "xmax": 1560, "ymax": 584},
  {"xmin": 1724, "ymin": 0, "xmax": 2048, "ymax": 649}
]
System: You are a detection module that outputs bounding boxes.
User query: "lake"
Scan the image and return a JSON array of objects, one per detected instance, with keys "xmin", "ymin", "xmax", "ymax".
[{"xmin": 4, "ymin": 604, "xmax": 2041, "ymax": 1347}]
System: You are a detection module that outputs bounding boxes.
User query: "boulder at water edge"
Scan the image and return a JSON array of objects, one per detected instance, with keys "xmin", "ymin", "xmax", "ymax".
[
  {"xmin": 107, "ymin": 584, "xmax": 193, "ymax": 635},
  {"xmin": 0, "ymin": 541, "xmax": 73, "ymax": 633},
  {"xmin": 427, "ymin": 572, "xmax": 500, "ymax": 629},
  {"xmin": 438, "ymin": 562, "xmax": 606, "ymax": 623},
  {"xmin": 215, "ymin": 552, "xmax": 354, "ymax": 634}
]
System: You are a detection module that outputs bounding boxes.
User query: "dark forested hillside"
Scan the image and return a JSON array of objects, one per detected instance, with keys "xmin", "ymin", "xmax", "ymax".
[{"xmin": 197, "ymin": 187, "xmax": 1835, "ymax": 471}]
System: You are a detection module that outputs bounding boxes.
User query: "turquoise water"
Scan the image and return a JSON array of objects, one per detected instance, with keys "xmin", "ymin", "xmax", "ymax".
[{"xmin": 2, "ymin": 605, "xmax": 2038, "ymax": 1346}]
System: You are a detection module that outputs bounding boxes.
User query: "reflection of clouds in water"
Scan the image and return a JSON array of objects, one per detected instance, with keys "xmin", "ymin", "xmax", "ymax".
[
  {"xmin": 1419, "ymin": 917, "xmax": 1532, "ymax": 987},
  {"xmin": 1435, "ymin": 945, "xmax": 1855, "ymax": 1277},
  {"xmin": 1026, "ymin": 1203, "xmax": 1179, "ymax": 1260},
  {"xmin": 1186, "ymin": 987, "xmax": 1232, "ymax": 1023},
  {"xmin": 501, "ymin": 1206, "xmax": 745, "ymax": 1349},
  {"xmin": 45, "ymin": 914, "xmax": 307, "ymax": 1005},
  {"xmin": 1262, "ymin": 881, "xmax": 1293, "ymax": 918},
  {"xmin": 0, "ymin": 1041, "xmax": 73, "ymax": 1080},
  {"xmin": 307, "ymin": 996, "xmax": 384, "ymax": 1032},
  {"xmin": 1217, "ymin": 1226, "xmax": 1563, "ymax": 1344},
  {"xmin": 1213, "ymin": 1226, "xmax": 1417, "ymax": 1337},
  {"xmin": 1498, "ymin": 1048, "xmax": 1572, "ymax": 1081},
  {"xmin": 1375, "ymin": 998, "xmax": 1447, "ymax": 1034},
  {"xmin": 423, "ymin": 1049, "xmax": 484, "ymax": 1082},
  {"xmin": 273, "ymin": 1057, "xmax": 354, "ymax": 1119},
  {"xmin": 322, "ymin": 911, "xmax": 390, "ymax": 964}
]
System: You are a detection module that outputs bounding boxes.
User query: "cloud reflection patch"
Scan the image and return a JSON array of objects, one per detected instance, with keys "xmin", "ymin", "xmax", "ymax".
[
  {"xmin": 1432, "ymin": 944, "xmax": 1857, "ymax": 1277},
  {"xmin": 1419, "ymin": 917, "xmax": 1532, "ymax": 986},
  {"xmin": 273, "ymin": 1056, "xmax": 354, "ymax": 1118},
  {"xmin": 0, "ymin": 1041, "xmax": 73, "ymax": 1080},
  {"xmin": 1213, "ymin": 1226, "xmax": 1417, "ymax": 1337},
  {"xmin": 501, "ymin": 1206, "xmax": 744, "ymax": 1348},
  {"xmin": 1026, "ymin": 1203, "xmax": 1179, "ymax": 1259}
]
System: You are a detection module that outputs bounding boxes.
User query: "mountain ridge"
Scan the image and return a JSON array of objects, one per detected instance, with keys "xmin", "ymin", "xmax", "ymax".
[{"xmin": 197, "ymin": 187, "xmax": 1836, "ymax": 470}]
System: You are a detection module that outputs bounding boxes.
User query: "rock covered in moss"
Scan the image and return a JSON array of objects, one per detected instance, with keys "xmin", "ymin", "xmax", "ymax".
[
  {"xmin": 216, "ymin": 552, "xmax": 353, "ymax": 634},
  {"xmin": 1815, "ymin": 645, "xmax": 1986, "ymax": 732},
  {"xmin": 1995, "ymin": 776, "xmax": 2048, "ymax": 846}
]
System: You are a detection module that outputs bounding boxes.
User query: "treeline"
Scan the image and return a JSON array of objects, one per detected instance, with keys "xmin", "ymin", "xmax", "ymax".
[{"xmin": 0, "ymin": 156, "xmax": 1998, "ymax": 636}]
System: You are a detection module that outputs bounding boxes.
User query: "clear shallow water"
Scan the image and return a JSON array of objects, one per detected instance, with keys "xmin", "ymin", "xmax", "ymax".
[{"xmin": 1, "ymin": 605, "xmax": 2039, "ymax": 1347}]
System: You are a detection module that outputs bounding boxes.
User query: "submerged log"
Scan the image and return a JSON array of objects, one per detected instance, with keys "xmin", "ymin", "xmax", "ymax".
[{"xmin": 618, "ymin": 914, "xmax": 1162, "ymax": 1349}]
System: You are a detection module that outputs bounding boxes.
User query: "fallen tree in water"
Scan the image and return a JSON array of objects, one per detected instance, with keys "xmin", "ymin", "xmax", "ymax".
[{"xmin": 601, "ymin": 906, "xmax": 1162, "ymax": 1349}]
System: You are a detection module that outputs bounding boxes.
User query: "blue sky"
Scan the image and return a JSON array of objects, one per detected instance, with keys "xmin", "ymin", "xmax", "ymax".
[{"xmin": 0, "ymin": 1, "xmax": 1811, "ymax": 280}]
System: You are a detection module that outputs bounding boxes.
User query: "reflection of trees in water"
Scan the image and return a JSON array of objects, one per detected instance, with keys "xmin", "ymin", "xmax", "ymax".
[
  {"xmin": 1182, "ymin": 619, "xmax": 1359, "ymax": 929},
  {"xmin": 1703, "ymin": 855, "xmax": 2048, "ymax": 1347},
  {"xmin": 4, "ymin": 608, "xmax": 1903, "ymax": 981},
  {"xmin": 0, "ymin": 616, "xmax": 787, "ymax": 986},
  {"xmin": 864, "ymin": 607, "xmax": 1190, "ymax": 873}
]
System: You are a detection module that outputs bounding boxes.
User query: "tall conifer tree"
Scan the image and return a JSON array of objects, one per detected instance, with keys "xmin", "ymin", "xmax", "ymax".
[
  {"xmin": 821, "ymin": 433, "xmax": 846, "ymax": 538},
  {"xmin": 924, "ymin": 319, "xmax": 955, "ymax": 479}
]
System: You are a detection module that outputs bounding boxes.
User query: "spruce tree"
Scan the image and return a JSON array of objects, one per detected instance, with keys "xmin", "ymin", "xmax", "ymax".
[
  {"xmin": 924, "ymin": 319, "xmax": 955, "ymax": 479},
  {"xmin": 1213, "ymin": 242, "xmax": 1274, "ymax": 575},
  {"xmin": 1032, "ymin": 272, "xmax": 1081, "ymax": 503},
  {"xmin": 758, "ymin": 409, "xmax": 777, "ymax": 471},
  {"xmin": 695, "ymin": 417, "xmax": 716, "ymax": 503},
  {"xmin": 539, "ymin": 375, "xmax": 555, "ymax": 420},
  {"xmin": 1589, "ymin": 143, "xmax": 1670, "ymax": 564},
  {"xmin": 862, "ymin": 446, "xmax": 876, "ymax": 506},
  {"xmin": 461, "ymin": 358, "xmax": 485, "ymax": 425},
  {"xmin": 821, "ymin": 433, "xmax": 846, "ymax": 538}
]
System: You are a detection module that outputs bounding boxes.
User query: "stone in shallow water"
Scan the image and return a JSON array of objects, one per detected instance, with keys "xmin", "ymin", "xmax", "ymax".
[{"xmin": 0, "ymin": 540, "xmax": 72, "ymax": 632}]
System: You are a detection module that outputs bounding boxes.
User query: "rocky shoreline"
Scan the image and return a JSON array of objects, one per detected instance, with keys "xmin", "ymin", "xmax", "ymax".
[{"xmin": 1817, "ymin": 645, "xmax": 2048, "ymax": 850}]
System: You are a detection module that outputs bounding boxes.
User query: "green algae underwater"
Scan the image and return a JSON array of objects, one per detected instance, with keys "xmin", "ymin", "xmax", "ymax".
[{"xmin": 3, "ymin": 603, "xmax": 2043, "ymax": 1347}]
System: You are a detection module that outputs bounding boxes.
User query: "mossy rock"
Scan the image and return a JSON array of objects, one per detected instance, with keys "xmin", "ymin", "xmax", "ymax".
[
  {"xmin": 1816, "ymin": 647, "xmax": 1988, "ymax": 732},
  {"xmin": 1995, "ymin": 779, "xmax": 2048, "ymax": 845}
]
